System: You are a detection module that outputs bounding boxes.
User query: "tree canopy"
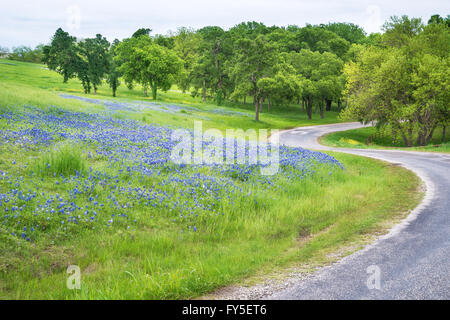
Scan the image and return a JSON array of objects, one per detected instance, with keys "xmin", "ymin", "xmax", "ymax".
[
  {"xmin": 342, "ymin": 18, "xmax": 449, "ymax": 146},
  {"xmin": 39, "ymin": 14, "xmax": 449, "ymax": 137}
]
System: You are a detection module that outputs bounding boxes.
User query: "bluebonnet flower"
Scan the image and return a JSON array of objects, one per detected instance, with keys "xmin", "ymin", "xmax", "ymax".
[{"xmin": 0, "ymin": 106, "xmax": 342, "ymax": 242}]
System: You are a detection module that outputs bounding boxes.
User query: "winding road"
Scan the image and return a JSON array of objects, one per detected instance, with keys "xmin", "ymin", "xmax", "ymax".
[{"xmin": 267, "ymin": 122, "xmax": 450, "ymax": 300}]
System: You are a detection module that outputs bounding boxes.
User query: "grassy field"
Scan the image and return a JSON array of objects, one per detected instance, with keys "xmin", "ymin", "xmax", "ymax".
[
  {"xmin": 0, "ymin": 59, "xmax": 342, "ymax": 132},
  {"xmin": 320, "ymin": 125, "xmax": 450, "ymax": 153},
  {"xmin": 0, "ymin": 59, "xmax": 422, "ymax": 299}
]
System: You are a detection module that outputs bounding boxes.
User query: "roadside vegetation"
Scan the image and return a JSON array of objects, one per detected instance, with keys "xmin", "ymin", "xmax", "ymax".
[
  {"xmin": 341, "ymin": 16, "xmax": 449, "ymax": 148},
  {"xmin": 321, "ymin": 126, "xmax": 450, "ymax": 153}
]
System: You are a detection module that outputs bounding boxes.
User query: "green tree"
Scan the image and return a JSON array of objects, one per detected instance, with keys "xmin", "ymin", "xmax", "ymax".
[
  {"xmin": 43, "ymin": 28, "xmax": 79, "ymax": 82},
  {"xmin": 229, "ymin": 35, "xmax": 277, "ymax": 121},
  {"xmin": 115, "ymin": 37, "xmax": 182, "ymax": 100},
  {"xmin": 283, "ymin": 50, "xmax": 343, "ymax": 119},
  {"xmin": 257, "ymin": 66, "xmax": 300, "ymax": 112},
  {"xmin": 153, "ymin": 34, "xmax": 175, "ymax": 49},
  {"xmin": 106, "ymin": 39, "xmax": 122, "ymax": 97},
  {"xmin": 428, "ymin": 14, "xmax": 444, "ymax": 25},
  {"xmin": 190, "ymin": 26, "xmax": 231, "ymax": 104},
  {"xmin": 132, "ymin": 28, "xmax": 152, "ymax": 38},
  {"xmin": 342, "ymin": 21, "xmax": 449, "ymax": 147},
  {"xmin": 173, "ymin": 27, "xmax": 200, "ymax": 93},
  {"xmin": 293, "ymin": 25, "xmax": 350, "ymax": 59},
  {"xmin": 381, "ymin": 15, "xmax": 424, "ymax": 47},
  {"xmin": 79, "ymin": 34, "xmax": 110, "ymax": 94},
  {"xmin": 8, "ymin": 44, "xmax": 44, "ymax": 63},
  {"xmin": 320, "ymin": 22, "xmax": 367, "ymax": 44}
]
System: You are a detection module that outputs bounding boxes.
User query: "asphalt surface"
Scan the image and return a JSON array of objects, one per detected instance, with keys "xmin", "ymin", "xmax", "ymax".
[{"xmin": 267, "ymin": 122, "xmax": 450, "ymax": 300}]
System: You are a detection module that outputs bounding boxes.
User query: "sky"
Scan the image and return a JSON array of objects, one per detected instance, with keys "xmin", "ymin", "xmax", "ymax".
[{"xmin": 1, "ymin": 0, "xmax": 449, "ymax": 48}]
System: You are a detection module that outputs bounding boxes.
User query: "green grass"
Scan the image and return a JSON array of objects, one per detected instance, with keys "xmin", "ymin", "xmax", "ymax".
[
  {"xmin": 0, "ymin": 149, "xmax": 421, "ymax": 299},
  {"xmin": 320, "ymin": 125, "xmax": 450, "ymax": 153},
  {"xmin": 32, "ymin": 143, "xmax": 87, "ymax": 177},
  {"xmin": 0, "ymin": 59, "xmax": 423, "ymax": 299},
  {"xmin": 0, "ymin": 59, "xmax": 342, "ymax": 133}
]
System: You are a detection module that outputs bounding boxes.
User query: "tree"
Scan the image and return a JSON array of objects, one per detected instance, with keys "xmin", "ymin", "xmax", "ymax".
[
  {"xmin": 8, "ymin": 45, "xmax": 44, "ymax": 63},
  {"xmin": 153, "ymin": 34, "xmax": 175, "ymax": 49},
  {"xmin": 266, "ymin": 27, "xmax": 297, "ymax": 52},
  {"xmin": 283, "ymin": 50, "xmax": 343, "ymax": 119},
  {"xmin": 173, "ymin": 27, "xmax": 200, "ymax": 93},
  {"xmin": 320, "ymin": 22, "xmax": 367, "ymax": 44},
  {"xmin": 115, "ymin": 37, "xmax": 182, "ymax": 100},
  {"xmin": 293, "ymin": 25, "xmax": 350, "ymax": 59},
  {"xmin": 411, "ymin": 53, "xmax": 449, "ymax": 145},
  {"xmin": 190, "ymin": 26, "xmax": 231, "ymax": 104},
  {"xmin": 257, "ymin": 67, "xmax": 300, "ymax": 112},
  {"xmin": 79, "ymin": 34, "xmax": 110, "ymax": 94},
  {"xmin": 43, "ymin": 28, "xmax": 79, "ymax": 82},
  {"xmin": 342, "ymin": 21, "xmax": 449, "ymax": 147},
  {"xmin": 132, "ymin": 28, "xmax": 152, "ymax": 38},
  {"xmin": 429, "ymin": 14, "xmax": 450, "ymax": 27},
  {"xmin": 381, "ymin": 15, "xmax": 424, "ymax": 47},
  {"xmin": 229, "ymin": 35, "xmax": 277, "ymax": 121},
  {"xmin": 106, "ymin": 39, "xmax": 122, "ymax": 97}
]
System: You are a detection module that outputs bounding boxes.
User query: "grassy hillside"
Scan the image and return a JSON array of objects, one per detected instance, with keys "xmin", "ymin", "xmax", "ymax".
[
  {"xmin": 0, "ymin": 59, "xmax": 422, "ymax": 299},
  {"xmin": 0, "ymin": 59, "xmax": 342, "ymax": 132}
]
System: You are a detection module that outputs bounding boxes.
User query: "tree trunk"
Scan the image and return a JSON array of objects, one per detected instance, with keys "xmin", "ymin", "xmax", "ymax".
[
  {"xmin": 243, "ymin": 96, "xmax": 246, "ymax": 105},
  {"xmin": 320, "ymin": 100, "xmax": 325, "ymax": 119},
  {"xmin": 259, "ymin": 97, "xmax": 263, "ymax": 112},
  {"xmin": 325, "ymin": 99, "xmax": 332, "ymax": 112},
  {"xmin": 268, "ymin": 96, "xmax": 271, "ymax": 112},
  {"xmin": 152, "ymin": 86, "xmax": 157, "ymax": 100},
  {"xmin": 306, "ymin": 98, "xmax": 312, "ymax": 120},
  {"xmin": 424, "ymin": 126, "xmax": 436, "ymax": 145},
  {"xmin": 337, "ymin": 100, "xmax": 341, "ymax": 112},
  {"xmin": 202, "ymin": 80, "xmax": 206, "ymax": 102},
  {"xmin": 143, "ymin": 84, "xmax": 148, "ymax": 97},
  {"xmin": 254, "ymin": 95, "xmax": 259, "ymax": 121},
  {"xmin": 443, "ymin": 125, "xmax": 446, "ymax": 143},
  {"xmin": 401, "ymin": 133, "xmax": 412, "ymax": 147},
  {"xmin": 302, "ymin": 99, "xmax": 305, "ymax": 112},
  {"xmin": 94, "ymin": 87, "xmax": 97, "ymax": 95}
]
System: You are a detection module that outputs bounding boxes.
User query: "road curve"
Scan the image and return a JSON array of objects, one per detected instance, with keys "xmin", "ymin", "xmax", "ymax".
[{"xmin": 267, "ymin": 122, "xmax": 450, "ymax": 300}]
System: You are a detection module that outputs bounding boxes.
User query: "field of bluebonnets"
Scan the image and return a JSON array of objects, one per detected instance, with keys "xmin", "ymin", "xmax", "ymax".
[{"xmin": 0, "ymin": 104, "xmax": 341, "ymax": 243}]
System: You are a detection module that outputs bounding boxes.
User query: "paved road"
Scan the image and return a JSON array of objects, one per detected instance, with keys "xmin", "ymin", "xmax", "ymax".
[{"xmin": 267, "ymin": 122, "xmax": 450, "ymax": 300}]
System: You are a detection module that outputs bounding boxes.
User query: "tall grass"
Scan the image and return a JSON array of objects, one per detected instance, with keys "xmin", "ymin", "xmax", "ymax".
[{"xmin": 33, "ymin": 143, "xmax": 87, "ymax": 177}]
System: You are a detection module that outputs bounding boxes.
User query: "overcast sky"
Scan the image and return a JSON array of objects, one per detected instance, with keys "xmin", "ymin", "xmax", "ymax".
[{"xmin": 1, "ymin": 0, "xmax": 449, "ymax": 48}]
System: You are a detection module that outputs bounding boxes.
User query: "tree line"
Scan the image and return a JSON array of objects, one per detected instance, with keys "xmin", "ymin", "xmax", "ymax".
[
  {"xmin": 40, "ymin": 21, "xmax": 370, "ymax": 120},
  {"xmin": 342, "ymin": 15, "xmax": 449, "ymax": 146},
  {"xmin": 0, "ymin": 45, "xmax": 45, "ymax": 63},
  {"xmin": 15, "ymin": 14, "xmax": 448, "ymax": 145}
]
